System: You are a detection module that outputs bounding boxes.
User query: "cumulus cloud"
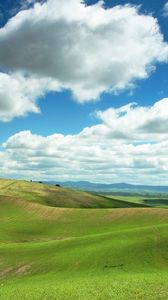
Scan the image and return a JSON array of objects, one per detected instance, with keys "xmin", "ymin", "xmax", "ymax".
[
  {"xmin": 20, "ymin": 0, "xmax": 45, "ymax": 10},
  {"xmin": 0, "ymin": 0, "xmax": 168, "ymax": 120},
  {"xmin": 1, "ymin": 98, "xmax": 168, "ymax": 184},
  {"xmin": 95, "ymin": 98, "xmax": 168, "ymax": 141},
  {"xmin": 0, "ymin": 72, "xmax": 60, "ymax": 121},
  {"xmin": 163, "ymin": 2, "xmax": 168, "ymax": 17}
]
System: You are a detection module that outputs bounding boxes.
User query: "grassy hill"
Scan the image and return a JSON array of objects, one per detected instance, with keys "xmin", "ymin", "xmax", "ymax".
[
  {"xmin": 0, "ymin": 179, "xmax": 168, "ymax": 299},
  {"xmin": 0, "ymin": 179, "xmax": 149, "ymax": 209}
]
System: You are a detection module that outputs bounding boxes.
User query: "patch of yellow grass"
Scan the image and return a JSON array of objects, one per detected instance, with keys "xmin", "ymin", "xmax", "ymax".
[{"xmin": 107, "ymin": 207, "xmax": 168, "ymax": 222}]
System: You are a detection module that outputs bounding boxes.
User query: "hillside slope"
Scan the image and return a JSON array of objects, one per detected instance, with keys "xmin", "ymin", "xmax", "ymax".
[
  {"xmin": 0, "ymin": 179, "xmax": 149, "ymax": 209},
  {"xmin": 0, "ymin": 190, "xmax": 168, "ymax": 299}
]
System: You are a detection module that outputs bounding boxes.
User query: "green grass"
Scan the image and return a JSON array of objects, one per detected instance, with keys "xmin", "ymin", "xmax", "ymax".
[{"xmin": 1, "ymin": 179, "xmax": 168, "ymax": 299}]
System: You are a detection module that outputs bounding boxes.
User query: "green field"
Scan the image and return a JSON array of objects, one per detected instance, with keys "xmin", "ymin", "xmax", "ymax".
[
  {"xmin": 0, "ymin": 179, "xmax": 168, "ymax": 299},
  {"xmin": 105, "ymin": 193, "xmax": 168, "ymax": 208}
]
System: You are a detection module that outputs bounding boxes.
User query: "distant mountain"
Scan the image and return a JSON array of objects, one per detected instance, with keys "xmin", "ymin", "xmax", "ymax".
[{"xmin": 44, "ymin": 181, "xmax": 168, "ymax": 194}]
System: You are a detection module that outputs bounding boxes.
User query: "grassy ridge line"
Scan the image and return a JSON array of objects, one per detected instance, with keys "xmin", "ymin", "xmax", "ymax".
[
  {"xmin": 1, "ymin": 192, "xmax": 168, "ymax": 244},
  {"xmin": 0, "ymin": 178, "xmax": 149, "ymax": 208}
]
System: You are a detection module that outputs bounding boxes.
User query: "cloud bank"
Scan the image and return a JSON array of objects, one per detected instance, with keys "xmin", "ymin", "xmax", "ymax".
[
  {"xmin": 0, "ymin": 0, "xmax": 168, "ymax": 120},
  {"xmin": 1, "ymin": 98, "xmax": 168, "ymax": 184}
]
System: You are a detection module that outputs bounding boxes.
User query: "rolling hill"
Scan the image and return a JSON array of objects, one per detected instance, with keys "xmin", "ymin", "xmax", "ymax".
[
  {"xmin": 0, "ymin": 178, "xmax": 149, "ymax": 209},
  {"xmin": 0, "ymin": 179, "xmax": 168, "ymax": 299}
]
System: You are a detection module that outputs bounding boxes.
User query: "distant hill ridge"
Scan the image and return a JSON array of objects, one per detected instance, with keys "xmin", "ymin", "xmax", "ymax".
[{"xmin": 45, "ymin": 181, "xmax": 168, "ymax": 193}]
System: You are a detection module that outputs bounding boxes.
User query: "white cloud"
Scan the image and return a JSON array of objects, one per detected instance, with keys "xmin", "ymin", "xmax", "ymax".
[
  {"xmin": 19, "ymin": 0, "xmax": 46, "ymax": 11},
  {"xmin": 0, "ymin": 0, "xmax": 168, "ymax": 120},
  {"xmin": 163, "ymin": 2, "xmax": 168, "ymax": 17},
  {"xmin": 0, "ymin": 72, "xmax": 60, "ymax": 121},
  {"xmin": 20, "ymin": 0, "xmax": 40, "ymax": 8},
  {"xmin": 1, "ymin": 98, "xmax": 168, "ymax": 184},
  {"xmin": 95, "ymin": 98, "xmax": 168, "ymax": 141}
]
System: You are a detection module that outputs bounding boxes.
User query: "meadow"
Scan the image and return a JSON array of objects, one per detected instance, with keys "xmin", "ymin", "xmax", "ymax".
[
  {"xmin": 104, "ymin": 193, "xmax": 168, "ymax": 208},
  {"xmin": 0, "ymin": 179, "xmax": 168, "ymax": 299}
]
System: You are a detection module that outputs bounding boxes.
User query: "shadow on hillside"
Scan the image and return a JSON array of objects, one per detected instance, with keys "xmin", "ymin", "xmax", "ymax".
[{"xmin": 42, "ymin": 189, "xmax": 151, "ymax": 209}]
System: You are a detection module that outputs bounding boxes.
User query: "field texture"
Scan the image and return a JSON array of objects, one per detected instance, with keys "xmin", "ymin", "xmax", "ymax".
[
  {"xmin": 105, "ymin": 194, "xmax": 168, "ymax": 208},
  {"xmin": 0, "ymin": 179, "xmax": 168, "ymax": 299}
]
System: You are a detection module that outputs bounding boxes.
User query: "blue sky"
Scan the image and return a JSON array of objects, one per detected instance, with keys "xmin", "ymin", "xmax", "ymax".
[{"xmin": 0, "ymin": 0, "xmax": 168, "ymax": 183}]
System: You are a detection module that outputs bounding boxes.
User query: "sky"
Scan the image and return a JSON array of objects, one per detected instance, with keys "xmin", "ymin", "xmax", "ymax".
[{"xmin": 0, "ymin": 0, "xmax": 168, "ymax": 184}]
